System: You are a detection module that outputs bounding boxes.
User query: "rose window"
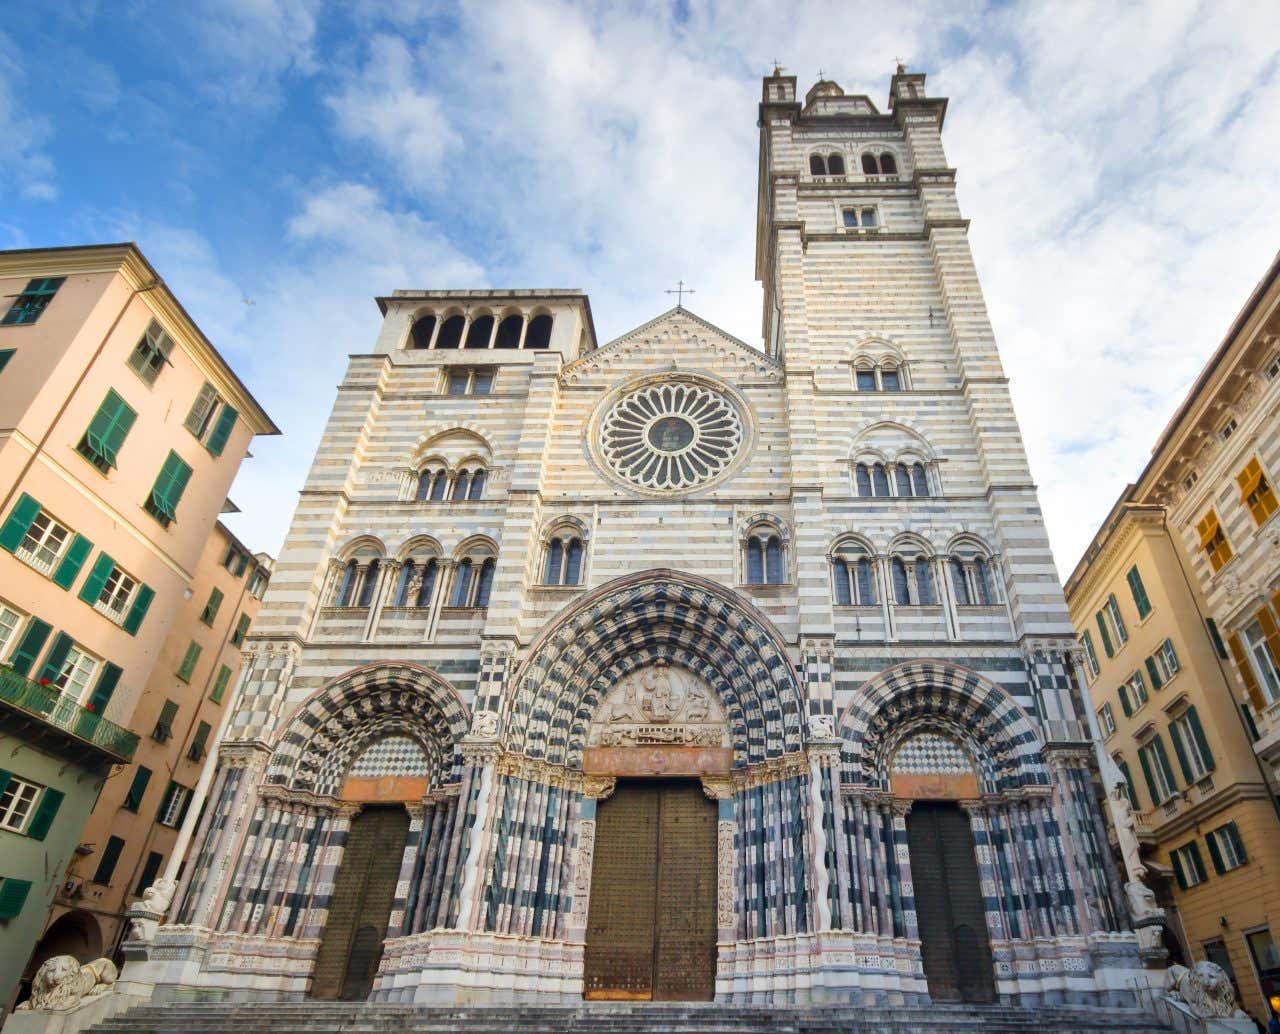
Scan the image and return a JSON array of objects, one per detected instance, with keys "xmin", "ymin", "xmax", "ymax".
[{"xmin": 599, "ymin": 381, "xmax": 743, "ymax": 491}]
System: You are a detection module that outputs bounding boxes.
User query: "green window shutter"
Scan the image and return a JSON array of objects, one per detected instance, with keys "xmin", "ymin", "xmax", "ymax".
[
  {"xmin": 1096, "ymin": 611, "xmax": 1114, "ymax": 657},
  {"xmin": 1186, "ymin": 706, "xmax": 1214, "ymax": 772},
  {"xmin": 1170, "ymin": 720, "xmax": 1194, "ymax": 783},
  {"xmin": 1138, "ymin": 746, "xmax": 1159, "ymax": 804},
  {"xmin": 148, "ymin": 452, "xmax": 193, "ymax": 523},
  {"xmin": 78, "ymin": 552, "xmax": 115, "ymax": 605},
  {"xmin": 1226, "ymin": 822, "xmax": 1247, "ymax": 864},
  {"xmin": 0, "ymin": 769, "xmax": 10, "ymax": 800},
  {"xmin": 1145, "ymin": 656, "xmax": 1163, "ymax": 690},
  {"xmin": 1171, "ymin": 850, "xmax": 1188, "ymax": 891},
  {"xmin": 1187, "ymin": 842, "xmax": 1206, "ymax": 883},
  {"xmin": 81, "ymin": 390, "xmax": 137, "ymax": 469},
  {"xmin": 27, "ymin": 787, "xmax": 64, "ymax": 841},
  {"xmin": 1164, "ymin": 638, "xmax": 1180, "ymax": 672},
  {"xmin": 136, "ymin": 851, "xmax": 163, "ymax": 895},
  {"xmin": 205, "ymin": 404, "xmax": 238, "ymax": 457},
  {"xmin": 1118, "ymin": 685, "xmax": 1132, "ymax": 717},
  {"xmin": 92, "ymin": 835, "xmax": 125, "ymax": 885},
  {"xmin": 0, "ymin": 493, "xmax": 42, "ymax": 553},
  {"xmin": 87, "ymin": 662, "xmax": 121, "ymax": 714},
  {"xmin": 0, "ymin": 878, "xmax": 32, "ymax": 919},
  {"xmin": 1127, "ymin": 566, "xmax": 1152, "ymax": 618},
  {"xmin": 210, "ymin": 664, "xmax": 232, "ymax": 704},
  {"xmin": 122, "ymin": 584, "xmax": 154, "ymax": 636},
  {"xmin": 1206, "ymin": 831, "xmax": 1225, "ymax": 875},
  {"xmin": 184, "ymin": 383, "xmax": 219, "ymax": 436},
  {"xmin": 1118, "ymin": 761, "xmax": 1140, "ymax": 810},
  {"xmin": 232, "ymin": 613, "xmax": 250, "ymax": 646},
  {"xmin": 176, "ymin": 786, "xmax": 192, "ymax": 827},
  {"xmin": 124, "ymin": 766, "xmax": 151, "ymax": 811},
  {"xmin": 1206, "ymin": 618, "xmax": 1229, "ymax": 660},
  {"xmin": 177, "ymin": 641, "xmax": 202, "ymax": 682},
  {"xmin": 9, "ymin": 618, "xmax": 51, "ymax": 676},
  {"xmin": 37, "ymin": 632, "xmax": 74, "ymax": 684},
  {"xmin": 154, "ymin": 700, "xmax": 178, "ymax": 740},
  {"xmin": 51, "ymin": 533, "xmax": 93, "ymax": 590},
  {"xmin": 190, "ymin": 721, "xmax": 211, "ymax": 758},
  {"xmin": 0, "ymin": 348, "xmax": 14, "ymax": 373},
  {"xmin": 1108, "ymin": 594, "xmax": 1127, "ymax": 640},
  {"xmin": 1152, "ymin": 735, "xmax": 1178, "ymax": 792},
  {"xmin": 201, "ymin": 588, "xmax": 223, "ymax": 624}
]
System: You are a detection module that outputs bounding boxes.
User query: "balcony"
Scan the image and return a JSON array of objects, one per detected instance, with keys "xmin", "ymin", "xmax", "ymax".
[{"xmin": 0, "ymin": 666, "xmax": 138, "ymax": 764}]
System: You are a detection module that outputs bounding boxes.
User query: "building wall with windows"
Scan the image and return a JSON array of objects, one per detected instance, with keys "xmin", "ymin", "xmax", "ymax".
[
  {"xmin": 1065, "ymin": 499, "xmax": 1280, "ymax": 1018},
  {"xmin": 32, "ymin": 522, "xmax": 270, "ymax": 977},
  {"xmin": 0, "ymin": 244, "xmax": 277, "ymax": 1013}
]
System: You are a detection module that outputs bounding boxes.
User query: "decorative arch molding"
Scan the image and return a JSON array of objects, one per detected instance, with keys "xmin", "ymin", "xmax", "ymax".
[
  {"xmin": 737, "ymin": 511, "xmax": 792, "ymax": 544},
  {"xmin": 502, "ymin": 570, "xmax": 804, "ymax": 767},
  {"xmin": 452, "ymin": 534, "xmax": 499, "ymax": 559},
  {"xmin": 846, "ymin": 419, "xmax": 936, "ymax": 463},
  {"xmin": 887, "ymin": 531, "xmax": 937, "ymax": 556},
  {"xmin": 392, "ymin": 534, "xmax": 444, "ymax": 561},
  {"xmin": 406, "ymin": 421, "xmax": 496, "ymax": 466},
  {"xmin": 540, "ymin": 513, "xmax": 591, "ymax": 543},
  {"xmin": 265, "ymin": 662, "xmax": 470, "ymax": 796},
  {"xmin": 849, "ymin": 335, "xmax": 905, "ymax": 365},
  {"xmin": 336, "ymin": 535, "xmax": 387, "ymax": 561},
  {"xmin": 838, "ymin": 660, "xmax": 1047, "ymax": 793},
  {"xmin": 946, "ymin": 531, "xmax": 997, "ymax": 556}
]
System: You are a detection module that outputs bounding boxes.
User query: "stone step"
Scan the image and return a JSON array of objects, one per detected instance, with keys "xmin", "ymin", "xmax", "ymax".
[{"xmin": 87, "ymin": 1002, "xmax": 1171, "ymax": 1034}]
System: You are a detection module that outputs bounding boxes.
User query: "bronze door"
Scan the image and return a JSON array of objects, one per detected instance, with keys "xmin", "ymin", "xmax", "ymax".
[
  {"xmin": 906, "ymin": 801, "xmax": 996, "ymax": 1003},
  {"xmin": 311, "ymin": 806, "xmax": 409, "ymax": 1000},
  {"xmin": 583, "ymin": 780, "xmax": 717, "ymax": 1001}
]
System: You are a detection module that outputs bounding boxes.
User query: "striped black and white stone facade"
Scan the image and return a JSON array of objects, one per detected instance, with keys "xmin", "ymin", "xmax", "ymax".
[{"xmin": 137, "ymin": 70, "xmax": 1143, "ymax": 1008}]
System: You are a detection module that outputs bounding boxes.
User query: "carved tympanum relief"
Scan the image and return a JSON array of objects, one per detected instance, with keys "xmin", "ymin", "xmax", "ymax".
[{"xmin": 588, "ymin": 662, "xmax": 729, "ymax": 748}]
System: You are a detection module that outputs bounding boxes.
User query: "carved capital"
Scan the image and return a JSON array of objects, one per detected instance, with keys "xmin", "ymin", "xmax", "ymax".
[
  {"xmin": 700, "ymin": 775, "xmax": 736, "ymax": 801},
  {"xmin": 460, "ymin": 739, "xmax": 502, "ymax": 766},
  {"xmin": 581, "ymin": 775, "xmax": 617, "ymax": 800}
]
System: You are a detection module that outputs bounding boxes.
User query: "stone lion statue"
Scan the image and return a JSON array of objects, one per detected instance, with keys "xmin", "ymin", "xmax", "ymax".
[
  {"xmin": 1165, "ymin": 961, "xmax": 1238, "ymax": 1019},
  {"xmin": 16, "ymin": 955, "xmax": 117, "ymax": 1011}
]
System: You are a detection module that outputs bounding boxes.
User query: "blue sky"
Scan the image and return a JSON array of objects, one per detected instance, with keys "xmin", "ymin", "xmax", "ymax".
[{"xmin": 3, "ymin": 1, "xmax": 1279, "ymax": 576}]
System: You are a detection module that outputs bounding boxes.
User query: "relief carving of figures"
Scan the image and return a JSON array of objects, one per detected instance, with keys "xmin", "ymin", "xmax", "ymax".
[
  {"xmin": 716, "ymin": 820, "xmax": 736, "ymax": 929},
  {"xmin": 570, "ymin": 819, "xmax": 597, "ymax": 925},
  {"xmin": 589, "ymin": 662, "xmax": 728, "ymax": 749}
]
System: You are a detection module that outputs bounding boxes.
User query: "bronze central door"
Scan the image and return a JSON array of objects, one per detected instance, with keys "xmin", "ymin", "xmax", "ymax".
[
  {"xmin": 311, "ymin": 805, "xmax": 409, "ymax": 1000},
  {"xmin": 906, "ymin": 801, "xmax": 995, "ymax": 1003},
  {"xmin": 583, "ymin": 779, "xmax": 717, "ymax": 1001}
]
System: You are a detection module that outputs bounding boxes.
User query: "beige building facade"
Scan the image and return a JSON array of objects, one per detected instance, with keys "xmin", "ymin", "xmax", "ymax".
[
  {"xmin": 0, "ymin": 244, "xmax": 277, "ymax": 1012},
  {"xmin": 1066, "ymin": 251, "xmax": 1280, "ymax": 1020}
]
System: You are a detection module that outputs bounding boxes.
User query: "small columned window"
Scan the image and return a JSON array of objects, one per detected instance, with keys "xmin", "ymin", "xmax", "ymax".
[
  {"xmin": 855, "ymin": 460, "xmax": 932, "ymax": 498},
  {"xmin": 542, "ymin": 534, "xmax": 585, "ymax": 586},
  {"xmin": 890, "ymin": 553, "xmax": 936, "ymax": 606},
  {"xmin": 853, "ymin": 361, "xmax": 906, "ymax": 391},
  {"xmin": 950, "ymin": 551, "xmax": 997, "ymax": 606},
  {"xmin": 832, "ymin": 544, "xmax": 876, "ymax": 605},
  {"xmin": 393, "ymin": 557, "xmax": 439, "ymax": 608},
  {"xmin": 861, "ymin": 151, "xmax": 898, "ymax": 176},
  {"xmin": 745, "ymin": 529, "xmax": 785, "ymax": 585},
  {"xmin": 809, "ymin": 152, "xmax": 845, "ymax": 176},
  {"xmin": 449, "ymin": 553, "xmax": 496, "ymax": 607}
]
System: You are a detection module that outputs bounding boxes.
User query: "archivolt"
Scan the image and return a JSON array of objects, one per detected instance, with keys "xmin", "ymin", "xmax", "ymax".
[
  {"xmin": 265, "ymin": 662, "xmax": 470, "ymax": 796},
  {"xmin": 502, "ymin": 570, "xmax": 803, "ymax": 767}
]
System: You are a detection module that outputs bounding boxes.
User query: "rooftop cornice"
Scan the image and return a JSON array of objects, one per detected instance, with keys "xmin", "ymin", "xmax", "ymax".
[
  {"xmin": 1064, "ymin": 499, "xmax": 1166, "ymax": 608},
  {"xmin": 375, "ymin": 288, "xmax": 599, "ymax": 354}
]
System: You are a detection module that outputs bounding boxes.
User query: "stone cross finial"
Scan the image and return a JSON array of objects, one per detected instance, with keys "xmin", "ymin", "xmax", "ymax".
[
  {"xmin": 895, "ymin": 58, "xmax": 907, "ymax": 74},
  {"xmin": 665, "ymin": 280, "xmax": 695, "ymax": 308}
]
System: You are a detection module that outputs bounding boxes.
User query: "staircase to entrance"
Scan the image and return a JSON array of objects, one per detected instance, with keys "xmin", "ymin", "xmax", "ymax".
[{"xmin": 88, "ymin": 1001, "xmax": 1171, "ymax": 1034}]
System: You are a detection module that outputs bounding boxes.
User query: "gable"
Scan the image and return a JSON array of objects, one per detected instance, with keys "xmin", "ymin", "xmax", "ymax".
[{"xmin": 562, "ymin": 307, "xmax": 781, "ymax": 386}]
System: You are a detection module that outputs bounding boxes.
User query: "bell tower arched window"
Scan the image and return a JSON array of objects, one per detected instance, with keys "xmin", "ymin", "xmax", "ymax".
[
  {"xmin": 542, "ymin": 533, "xmax": 585, "ymax": 586},
  {"xmin": 890, "ymin": 552, "xmax": 936, "ymax": 606},
  {"xmin": 832, "ymin": 543, "xmax": 876, "ymax": 605},
  {"xmin": 744, "ymin": 524, "xmax": 786, "ymax": 585},
  {"xmin": 950, "ymin": 550, "xmax": 997, "ymax": 606}
]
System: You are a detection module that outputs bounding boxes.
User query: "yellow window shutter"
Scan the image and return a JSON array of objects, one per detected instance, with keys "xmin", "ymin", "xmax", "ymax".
[
  {"xmin": 1237, "ymin": 458, "xmax": 1263, "ymax": 500},
  {"xmin": 1228, "ymin": 632, "xmax": 1266, "ymax": 710},
  {"xmin": 1197, "ymin": 511, "xmax": 1219, "ymax": 548},
  {"xmin": 1259, "ymin": 606, "xmax": 1280, "ymax": 678}
]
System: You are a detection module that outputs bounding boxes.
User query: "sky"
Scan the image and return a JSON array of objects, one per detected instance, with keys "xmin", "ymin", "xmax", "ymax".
[{"xmin": 3, "ymin": 0, "xmax": 1279, "ymax": 579}]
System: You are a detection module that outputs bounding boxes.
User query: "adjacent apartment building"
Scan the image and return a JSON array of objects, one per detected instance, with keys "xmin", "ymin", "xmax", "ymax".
[
  {"xmin": 1066, "ymin": 251, "xmax": 1280, "ymax": 1019},
  {"xmin": 0, "ymin": 243, "xmax": 278, "ymax": 1012}
]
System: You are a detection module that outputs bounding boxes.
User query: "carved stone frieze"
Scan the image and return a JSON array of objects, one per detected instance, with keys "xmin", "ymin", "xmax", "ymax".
[
  {"xmin": 580, "ymin": 775, "xmax": 617, "ymax": 800},
  {"xmin": 716, "ymin": 820, "xmax": 736, "ymax": 929},
  {"xmin": 588, "ymin": 661, "xmax": 730, "ymax": 749}
]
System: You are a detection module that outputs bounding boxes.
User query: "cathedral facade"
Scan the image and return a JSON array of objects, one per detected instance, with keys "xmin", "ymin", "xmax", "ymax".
[{"xmin": 136, "ymin": 70, "xmax": 1143, "ymax": 1007}]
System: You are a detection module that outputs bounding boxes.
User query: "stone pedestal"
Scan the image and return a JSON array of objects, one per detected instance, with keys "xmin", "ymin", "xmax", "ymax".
[{"xmin": 1, "ymin": 993, "xmax": 143, "ymax": 1034}]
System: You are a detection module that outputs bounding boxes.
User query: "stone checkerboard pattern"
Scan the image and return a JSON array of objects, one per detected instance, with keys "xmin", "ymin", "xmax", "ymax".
[{"xmin": 144, "ymin": 70, "xmax": 1141, "ymax": 1011}]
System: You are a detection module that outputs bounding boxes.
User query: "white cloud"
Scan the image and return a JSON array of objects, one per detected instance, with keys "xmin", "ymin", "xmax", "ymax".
[
  {"xmin": 0, "ymin": 32, "xmax": 56, "ymax": 200},
  {"xmin": 185, "ymin": 0, "xmax": 322, "ymax": 106}
]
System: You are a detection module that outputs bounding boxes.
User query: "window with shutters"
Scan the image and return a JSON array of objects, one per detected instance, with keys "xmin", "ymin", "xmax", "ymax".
[
  {"xmin": 184, "ymin": 381, "xmax": 240, "ymax": 454},
  {"xmin": 157, "ymin": 781, "xmax": 191, "ymax": 827},
  {"xmin": 15, "ymin": 508, "xmax": 72, "ymax": 576},
  {"xmin": 1146, "ymin": 638, "xmax": 1180, "ymax": 688},
  {"xmin": 1170, "ymin": 706, "xmax": 1214, "ymax": 781},
  {"xmin": 1242, "ymin": 619, "xmax": 1280, "ymax": 705},
  {"xmin": 92, "ymin": 835, "xmax": 125, "ymax": 885},
  {"xmin": 1196, "ymin": 509, "xmax": 1232, "ymax": 572},
  {"xmin": 123, "ymin": 766, "xmax": 151, "ymax": 812},
  {"xmin": 1237, "ymin": 456, "xmax": 1278, "ymax": 526},
  {"xmin": 188, "ymin": 721, "xmax": 211, "ymax": 762},
  {"xmin": 152, "ymin": 699, "xmax": 178, "ymax": 742},
  {"xmin": 230, "ymin": 613, "xmax": 250, "ymax": 647},
  {"xmin": 0, "ymin": 603, "xmax": 26, "ymax": 661},
  {"xmin": 2, "ymin": 277, "xmax": 64, "ymax": 325},
  {"xmin": 200, "ymin": 588, "xmax": 223, "ymax": 625},
  {"xmin": 1098, "ymin": 703, "xmax": 1115, "ymax": 738},
  {"xmin": 1267, "ymin": 353, "xmax": 1280, "ymax": 380},
  {"xmin": 77, "ymin": 389, "xmax": 137, "ymax": 473},
  {"xmin": 91, "ymin": 562, "xmax": 138, "ymax": 623},
  {"xmin": 1080, "ymin": 630, "xmax": 1100, "ymax": 679},
  {"xmin": 143, "ymin": 451, "xmax": 192, "ymax": 527},
  {"xmin": 210, "ymin": 664, "xmax": 232, "ymax": 704},
  {"xmin": 50, "ymin": 643, "xmax": 100, "ymax": 704},
  {"xmin": 127, "ymin": 320, "xmax": 174, "ymax": 385},
  {"xmin": 0, "ymin": 877, "xmax": 32, "ymax": 919},
  {"xmin": 1171, "ymin": 840, "xmax": 1207, "ymax": 889},
  {"xmin": 1126, "ymin": 565, "xmax": 1152, "ymax": 619},
  {"xmin": 247, "ymin": 568, "xmax": 267, "ymax": 599},
  {"xmin": 0, "ymin": 349, "xmax": 13, "ymax": 373},
  {"xmin": 0, "ymin": 774, "xmax": 42, "ymax": 833},
  {"xmin": 1116, "ymin": 757, "xmax": 1141, "ymax": 811},
  {"xmin": 1206, "ymin": 617, "xmax": 1229, "ymax": 660},
  {"xmin": 1118, "ymin": 670, "xmax": 1148, "ymax": 716},
  {"xmin": 176, "ymin": 641, "xmax": 202, "ymax": 682},
  {"xmin": 136, "ymin": 851, "xmax": 164, "ymax": 895},
  {"xmin": 1094, "ymin": 594, "xmax": 1127, "ymax": 657},
  {"xmin": 1206, "ymin": 822, "xmax": 1248, "ymax": 873},
  {"xmin": 1139, "ymin": 735, "xmax": 1178, "ymax": 804}
]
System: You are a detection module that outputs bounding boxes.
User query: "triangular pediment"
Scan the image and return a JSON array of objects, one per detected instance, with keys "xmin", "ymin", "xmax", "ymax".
[{"xmin": 563, "ymin": 307, "xmax": 781, "ymax": 385}]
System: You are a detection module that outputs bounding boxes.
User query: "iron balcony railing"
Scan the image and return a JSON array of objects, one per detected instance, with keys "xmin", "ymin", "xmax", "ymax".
[{"xmin": 0, "ymin": 666, "xmax": 138, "ymax": 762}]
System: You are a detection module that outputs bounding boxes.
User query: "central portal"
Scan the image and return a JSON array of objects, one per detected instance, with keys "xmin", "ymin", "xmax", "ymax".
[{"xmin": 583, "ymin": 779, "xmax": 717, "ymax": 1001}]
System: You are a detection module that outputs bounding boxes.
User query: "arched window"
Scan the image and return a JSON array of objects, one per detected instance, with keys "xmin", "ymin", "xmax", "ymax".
[
  {"xmin": 832, "ymin": 543, "xmax": 876, "ymax": 605},
  {"xmin": 911, "ymin": 463, "xmax": 929, "ymax": 497},
  {"xmin": 745, "ymin": 529, "xmax": 785, "ymax": 585},
  {"xmin": 495, "ymin": 314, "xmax": 523, "ymax": 349},
  {"xmin": 394, "ymin": 561, "xmax": 415, "ymax": 605},
  {"xmin": 950, "ymin": 549, "xmax": 997, "ymax": 606},
  {"xmin": 465, "ymin": 314, "xmax": 493, "ymax": 349},
  {"xmin": 913, "ymin": 556, "xmax": 936, "ymax": 604},
  {"xmin": 410, "ymin": 314, "xmax": 436, "ymax": 350},
  {"xmin": 416, "ymin": 559, "xmax": 438, "ymax": 607},
  {"xmin": 416, "ymin": 466, "xmax": 445, "ymax": 502},
  {"xmin": 890, "ymin": 557, "xmax": 910, "ymax": 604},
  {"xmin": 356, "ymin": 559, "xmax": 380, "ymax": 607},
  {"xmin": 335, "ymin": 560, "xmax": 358, "ymax": 606},
  {"xmin": 435, "ymin": 314, "xmax": 464, "ymax": 349},
  {"xmin": 861, "ymin": 152, "xmax": 898, "ymax": 176},
  {"xmin": 852, "ymin": 359, "xmax": 909, "ymax": 392},
  {"xmin": 888, "ymin": 553, "xmax": 936, "ymax": 606},
  {"xmin": 543, "ymin": 539, "xmax": 564, "ymax": 584},
  {"xmin": 525, "ymin": 314, "xmax": 553, "ymax": 350},
  {"xmin": 880, "ymin": 365, "xmax": 901, "ymax": 391},
  {"xmin": 542, "ymin": 534, "xmax": 585, "ymax": 586},
  {"xmin": 474, "ymin": 558, "xmax": 495, "ymax": 606},
  {"xmin": 765, "ymin": 536, "xmax": 784, "ymax": 583},
  {"xmin": 855, "ymin": 464, "xmax": 872, "ymax": 496},
  {"xmin": 450, "ymin": 559, "xmax": 472, "ymax": 606},
  {"xmin": 894, "ymin": 464, "xmax": 913, "ymax": 496},
  {"xmin": 872, "ymin": 464, "xmax": 890, "ymax": 497},
  {"xmin": 467, "ymin": 469, "xmax": 486, "ymax": 499},
  {"xmin": 450, "ymin": 472, "xmax": 470, "ymax": 501},
  {"xmin": 450, "ymin": 549, "xmax": 496, "ymax": 607},
  {"xmin": 880, "ymin": 152, "xmax": 897, "ymax": 175},
  {"xmin": 429, "ymin": 471, "xmax": 448, "ymax": 501},
  {"xmin": 809, "ymin": 154, "xmax": 826, "ymax": 175},
  {"xmin": 746, "ymin": 536, "xmax": 764, "ymax": 583},
  {"xmin": 564, "ymin": 538, "xmax": 583, "ymax": 585},
  {"xmin": 826, "ymin": 152, "xmax": 845, "ymax": 175},
  {"xmin": 861, "ymin": 153, "xmax": 877, "ymax": 174},
  {"xmin": 393, "ymin": 554, "xmax": 439, "ymax": 608}
]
